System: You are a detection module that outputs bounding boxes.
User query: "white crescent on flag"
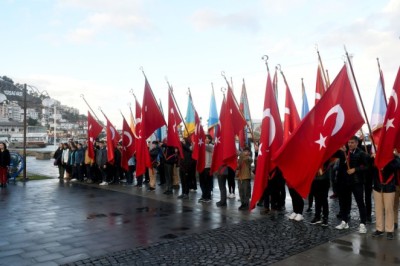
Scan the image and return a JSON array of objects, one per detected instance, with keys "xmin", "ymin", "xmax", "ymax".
[
  {"xmin": 123, "ymin": 131, "xmax": 133, "ymax": 147},
  {"xmin": 323, "ymin": 104, "xmax": 344, "ymax": 136},
  {"xmin": 263, "ymin": 108, "xmax": 276, "ymax": 146}
]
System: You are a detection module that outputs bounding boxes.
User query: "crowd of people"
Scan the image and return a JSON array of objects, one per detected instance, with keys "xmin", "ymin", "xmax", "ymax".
[{"xmin": 52, "ymin": 135, "xmax": 400, "ymax": 240}]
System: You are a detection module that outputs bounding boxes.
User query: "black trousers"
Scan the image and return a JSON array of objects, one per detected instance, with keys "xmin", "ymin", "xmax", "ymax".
[
  {"xmin": 339, "ymin": 183, "xmax": 367, "ymax": 224},
  {"xmin": 217, "ymin": 174, "xmax": 227, "ymax": 204},
  {"xmin": 179, "ymin": 168, "xmax": 190, "ymax": 195},
  {"xmin": 199, "ymin": 168, "xmax": 212, "ymax": 200},
  {"xmin": 164, "ymin": 163, "xmax": 174, "ymax": 192},
  {"xmin": 227, "ymin": 167, "xmax": 235, "ymax": 194},
  {"xmin": 289, "ymin": 188, "xmax": 304, "ymax": 214},
  {"xmin": 314, "ymin": 178, "xmax": 330, "ymax": 219}
]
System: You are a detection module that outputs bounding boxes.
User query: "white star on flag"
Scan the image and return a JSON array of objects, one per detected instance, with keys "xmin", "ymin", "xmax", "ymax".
[
  {"xmin": 385, "ymin": 118, "xmax": 395, "ymax": 130},
  {"xmin": 198, "ymin": 138, "xmax": 204, "ymax": 146},
  {"xmin": 315, "ymin": 133, "xmax": 327, "ymax": 150}
]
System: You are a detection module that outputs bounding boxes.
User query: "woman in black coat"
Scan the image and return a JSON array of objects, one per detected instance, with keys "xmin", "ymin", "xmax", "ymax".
[{"xmin": 0, "ymin": 142, "xmax": 11, "ymax": 188}]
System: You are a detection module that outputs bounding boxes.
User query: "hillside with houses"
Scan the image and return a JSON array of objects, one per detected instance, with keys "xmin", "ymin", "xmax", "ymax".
[{"xmin": 0, "ymin": 75, "xmax": 87, "ymax": 146}]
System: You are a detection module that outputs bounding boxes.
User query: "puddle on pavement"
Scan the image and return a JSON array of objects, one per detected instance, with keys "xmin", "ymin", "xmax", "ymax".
[
  {"xmin": 160, "ymin": 233, "xmax": 178, "ymax": 239},
  {"xmin": 87, "ymin": 213, "xmax": 108, "ymax": 219}
]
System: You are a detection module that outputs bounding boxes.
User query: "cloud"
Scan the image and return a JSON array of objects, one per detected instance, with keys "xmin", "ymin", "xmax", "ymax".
[
  {"xmin": 191, "ymin": 9, "xmax": 260, "ymax": 33},
  {"xmin": 55, "ymin": 0, "xmax": 154, "ymax": 44}
]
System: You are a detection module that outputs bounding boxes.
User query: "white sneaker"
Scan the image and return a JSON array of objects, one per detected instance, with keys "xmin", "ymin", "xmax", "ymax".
[
  {"xmin": 288, "ymin": 212, "xmax": 297, "ymax": 220},
  {"xmin": 359, "ymin": 223, "xmax": 367, "ymax": 234},
  {"xmin": 294, "ymin": 214, "xmax": 304, "ymax": 221},
  {"xmin": 99, "ymin": 181, "xmax": 108, "ymax": 186},
  {"xmin": 228, "ymin": 193, "xmax": 236, "ymax": 199},
  {"xmin": 335, "ymin": 221, "xmax": 349, "ymax": 230}
]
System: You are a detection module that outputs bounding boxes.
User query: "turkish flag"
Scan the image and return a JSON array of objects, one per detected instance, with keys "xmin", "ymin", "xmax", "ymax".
[
  {"xmin": 210, "ymin": 99, "xmax": 226, "ymax": 174},
  {"xmin": 141, "ymin": 78, "xmax": 166, "ymax": 139},
  {"xmin": 283, "ymin": 84, "xmax": 300, "ymax": 141},
  {"xmin": 136, "ymin": 78, "xmax": 166, "ymax": 177},
  {"xmin": 315, "ymin": 65, "xmax": 326, "ymax": 105},
  {"xmin": 134, "ymin": 98, "xmax": 142, "ymax": 154},
  {"xmin": 104, "ymin": 115, "xmax": 121, "ymax": 163},
  {"xmin": 375, "ymin": 67, "xmax": 400, "ymax": 170},
  {"xmin": 87, "ymin": 111, "xmax": 103, "ymax": 159},
  {"xmin": 222, "ymin": 86, "xmax": 247, "ymax": 170},
  {"xmin": 250, "ymin": 71, "xmax": 283, "ymax": 210},
  {"xmin": 273, "ymin": 65, "xmax": 364, "ymax": 198},
  {"xmin": 121, "ymin": 116, "xmax": 135, "ymax": 171},
  {"xmin": 192, "ymin": 107, "xmax": 206, "ymax": 172},
  {"xmin": 167, "ymin": 89, "xmax": 183, "ymax": 158}
]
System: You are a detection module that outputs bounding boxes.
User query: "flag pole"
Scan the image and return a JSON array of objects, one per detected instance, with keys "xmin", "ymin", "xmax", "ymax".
[
  {"xmin": 376, "ymin": 58, "xmax": 388, "ymax": 106},
  {"xmin": 315, "ymin": 44, "xmax": 329, "ymax": 88},
  {"xmin": 325, "ymin": 70, "xmax": 331, "ymax": 87},
  {"xmin": 221, "ymin": 71, "xmax": 246, "ymax": 121},
  {"xmin": 166, "ymin": 79, "xmax": 190, "ymax": 137},
  {"xmin": 242, "ymin": 78, "xmax": 256, "ymax": 144},
  {"xmin": 344, "ymin": 46, "xmax": 377, "ymax": 152},
  {"xmin": 80, "ymin": 94, "xmax": 103, "ymax": 124}
]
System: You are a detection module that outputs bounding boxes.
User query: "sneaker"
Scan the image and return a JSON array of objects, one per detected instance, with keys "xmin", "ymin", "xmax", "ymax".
[
  {"xmin": 190, "ymin": 189, "xmax": 197, "ymax": 192},
  {"xmin": 310, "ymin": 217, "xmax": 322, "ymax": 225},
  {"xmin": 163, "ymin": 190, "xmax": 173, "ymax": 195},
  {"xmin": 294, "ymin": 214, "xmax": 304, "ymax": 221},
  {"xmin": 177, "ymin": 194, "xmax": 188, "ymax": 199},
  {"xmin": 198, "ymin": 198, "xmax": 205, "ymax": 202},
  {"xmin": 321, "ymin": 219, "xmax": 328, "ymax": 227},
  {"xmin": 202, "ymin": 198, "xmax": 211, "ymax": 203},
  {"xmin": 228, "ymin": 193, "xmax": 236, "ymax": 199},
  {"xmin": 335, "ymin": 221, "xmax": 349, "ymax": 230},
  {"xmin": 99, "ymin": 181, "xmax": 108, "ymax": 186},
  {"xmin": 216, "ymin": 201, "xmax": 227, "ymax": 207},
  {"xmin": 371, "ymin": 230, "xmax": 384, "ymax": 237},
  {"xmin": 288, "ymin": 212, "xmax": 297, "ymax": 220},
  {"xmin": 86, "ymin": 179, "xmax": 93, "ymax": 184},
  {"xmin": 306, "ymin": 208, "xmax": 312, "ymax": 213},
  {"xmin": 147, "ymin": 187, "xmax": 156, "ymax": 192},
  {"xmin": 359, "ymin": 223, "xmax": 367, "ymax": 234},
  {"xmin": 387, "ymin": 232, "xmax": 394, "ymax": 240}
]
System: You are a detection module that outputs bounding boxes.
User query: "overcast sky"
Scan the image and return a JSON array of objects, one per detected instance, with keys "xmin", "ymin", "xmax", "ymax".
[{"xmin": 1, "ymin": 0, "xmax": 399, "ymax": 128}]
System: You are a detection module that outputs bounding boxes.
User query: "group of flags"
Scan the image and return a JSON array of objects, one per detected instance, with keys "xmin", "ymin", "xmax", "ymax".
[{"xmin": 85, "ymin": 58, "xmax": 400, "ymax": 213}]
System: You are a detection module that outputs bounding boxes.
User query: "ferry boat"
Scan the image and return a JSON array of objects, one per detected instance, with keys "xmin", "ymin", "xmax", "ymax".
[{"xmin": 8, "ymin": 126, "xmax": 48, "ymax": 148}]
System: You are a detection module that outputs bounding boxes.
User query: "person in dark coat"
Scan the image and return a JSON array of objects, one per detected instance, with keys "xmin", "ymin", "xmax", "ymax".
[
  {"xmin": 0, "ymin": 142, "xmax": 11, "ymax": 188},
  {"xmin": 53, "ymin": 143, "xmax": 64, "ymax": 179}
]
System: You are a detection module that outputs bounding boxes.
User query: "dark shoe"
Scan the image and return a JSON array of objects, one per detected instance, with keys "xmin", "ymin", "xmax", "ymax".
[
  {"xmin": 321, "ymin": 219, "xmax": 328, "ymax": 227},
  {"xmin": 257, "ymin": 201, "xmax": 263, "ymax": 207},
  {"xmin": 387, "ymin": 232, "xmax": 394, "ymax": 240},
  {"xmin": 163, "ymin": 190, "xmax": 173, "ymax": 195},
  {"xmin": 158, "ymin": 182, "xmax": 165, "ymax": 186},
  {"xmin": 147, "ymin": 187, "xmax": 155, "ymax": 192},
  {"xmin": 134, "ymin": 184, "xmax": 142, "ymax": 188},
  {"xmin": 329, "ymin": 193, "xmax": 337, "ymax": 199},
  {"xmin": 336, "ymin": 213, "xmax": 342, "ymax": 219},
  {"xmin": 395, "ymin": 223, "xmax": 398, "ymax": 230},
  {"xmin": 216, "ymin": 201, "xmax": 227, "ymax": 207},
  {"xmin": 143, "ymin": 180, "xmax": 150, "ymax": 184},
  {"xmin": 198, "ymin": 198, "xmax": 205, "ymax": 203},
  {"xmin": 177, "ymin": 194, "xmax": 188, "ymax": 199},
  {"xmin": 310, "ymin": 217, "xmax": 322, "ymax": 225},
  {"xmin": 306, "ymin": 208, "xmax": 312, "ymax": 213},
  {"xmin": 277, "ymin": 206, "xmax": 286, "ymax": 211},
  {"xmin": 238, "ymin": 204, "xmax": 249, "ymax": 211},
  {"xmin": 366, "ymin": 216, "xmax": 372, "ymax": 223},
  {"xmin": 172, "ymin": 185, "xmax": 180, "ymax": 189},
  {"xmin": 260, "ymin": 208, "xmax": 270, "ymax": 215},
  {"xmin": 371, "ymin": 230, "xmax": 384, "ymax": 237}
]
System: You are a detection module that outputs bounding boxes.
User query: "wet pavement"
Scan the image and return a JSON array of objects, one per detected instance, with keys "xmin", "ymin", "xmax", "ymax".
[{"xmin": 0, "ymin": 168, "xmax": 400, "ymax": 265}]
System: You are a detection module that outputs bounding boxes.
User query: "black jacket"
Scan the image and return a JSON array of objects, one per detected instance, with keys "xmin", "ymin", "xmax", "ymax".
[
  {"xmin": 0, "ymin": 149, "xmax": 10, "ymax": 167},
  {"xmin": 373, "ymin": 157, "xmax": 400, "ymax": 193}
]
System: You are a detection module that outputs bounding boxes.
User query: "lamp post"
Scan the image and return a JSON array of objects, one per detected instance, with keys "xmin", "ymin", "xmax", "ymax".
[{"xmin": 23, "ymin": 84, "xmax": 27, "ymax": 181}]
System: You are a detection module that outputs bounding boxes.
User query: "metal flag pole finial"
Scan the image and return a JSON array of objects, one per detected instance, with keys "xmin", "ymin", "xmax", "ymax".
[{"xmin": 262, "ymin": 55, "xmax": 269, "ymax": 72}]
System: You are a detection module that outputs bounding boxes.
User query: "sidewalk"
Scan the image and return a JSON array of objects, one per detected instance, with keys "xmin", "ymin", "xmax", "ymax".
[{"xmin": 0, "ymin": 176, "xmax": 399, "ymax": 265}]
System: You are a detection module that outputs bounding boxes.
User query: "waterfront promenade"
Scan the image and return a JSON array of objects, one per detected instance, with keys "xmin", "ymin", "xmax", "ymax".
[{"xmin": 0, "ymin": 159, "xmax": 399, "ymax": 265}]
